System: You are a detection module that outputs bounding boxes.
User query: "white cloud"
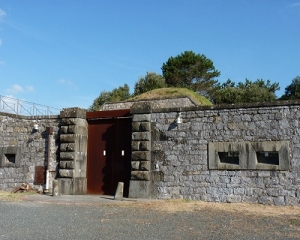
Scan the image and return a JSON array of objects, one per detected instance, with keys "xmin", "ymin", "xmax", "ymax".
[
  {"xmin": 0, "ymin": 39, "xmax": 2, "ymax": 46},
  {"xmin": 6, "ymin": 84, "xmax": 24, "ymax": 94},
  {"xmin": 58, "ymin": 79, "xmax": 77, "ymax": 90},
  {"xmin": 6, "ymin": 84, "xmax": 35, "ymax": 94},
  {"xmin": 0, "ymin": 8, "xmax": 6, "ymax": 22}
]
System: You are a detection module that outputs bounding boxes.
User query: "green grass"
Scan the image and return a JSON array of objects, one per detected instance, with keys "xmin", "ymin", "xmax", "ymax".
[{"xmin": 130, "ymin": 88, "xmax": 212, "ymax": 106}]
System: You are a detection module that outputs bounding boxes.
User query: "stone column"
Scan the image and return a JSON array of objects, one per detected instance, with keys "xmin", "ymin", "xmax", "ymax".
[
  {"xmin": 56, "ymin": 108, "xmax": 88, "ymax": 195},
  {"xmin": 129, "ymin": 103, "xmax": 152, "ymax": 198}
]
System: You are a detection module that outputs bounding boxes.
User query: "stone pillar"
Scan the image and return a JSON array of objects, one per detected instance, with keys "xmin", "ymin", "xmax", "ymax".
[
  {"xmin": 47, "ymin": 132, "xmax": 58, "ymax": 193},
  {"xmin": 57, "ymin": 108, "xmax": 88, "ymax": 195},
  {"xmin": 129, "ymin": 103, "xmax": 152, "ymax": 198}
]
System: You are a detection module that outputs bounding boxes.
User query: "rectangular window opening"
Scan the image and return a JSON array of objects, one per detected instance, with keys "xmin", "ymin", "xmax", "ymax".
[
  {"xmin": 4, "ymin": 154, "xmax": 16, "ymax": 164},
  {"xmin": 218, "ymin": 152, "xmax": 239, "ymax": 165},
  {"xmin": 257, "ymin": 152, "xmax": 279, "ymax": 165}
]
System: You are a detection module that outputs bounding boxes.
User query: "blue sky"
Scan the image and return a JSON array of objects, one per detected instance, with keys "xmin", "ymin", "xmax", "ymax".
[{"xmin": 0, "ymin": 0, "xmax": 299, "ymax": 110}]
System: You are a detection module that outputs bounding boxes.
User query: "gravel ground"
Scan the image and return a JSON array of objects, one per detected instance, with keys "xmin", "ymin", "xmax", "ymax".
[{"xmin": 0, "ymin": 198, "xmax": 299, "ymax": 240}]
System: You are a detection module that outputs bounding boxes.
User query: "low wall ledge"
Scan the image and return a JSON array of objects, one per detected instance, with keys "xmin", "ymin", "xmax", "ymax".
[{"xmin": 150, "ymin": 99, "xmax": 300, "ymax": 113}]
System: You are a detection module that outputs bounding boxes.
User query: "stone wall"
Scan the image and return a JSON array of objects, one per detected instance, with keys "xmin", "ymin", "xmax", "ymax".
[
  {"xmin": 144, "ymin": 101, "xmax": 300, "ymax": 205},
  {"xmin": 56, "ymin": 108, "xmax": 88, "ymax": 195},
  {"xmin": 129, "ymin": 103, "xmax": 152, "ymax": 198},
  {"xmin": 0, "ymin": 112, "xmax": 60, "ymax": 192},
  {"xmin": 100, "ymin": 97, "xmax": 198, "ymax": 111}
]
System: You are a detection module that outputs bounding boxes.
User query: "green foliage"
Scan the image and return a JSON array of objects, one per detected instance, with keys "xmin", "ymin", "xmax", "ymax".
[
  {"xmin": 161, "ymin": 51, "xmax": 220, "ymax": 95},
  {"xmin": 133, "ymin": 72, "xmax": 166, "ymax": 96},
  {"xmin": 280, "ymin": 76, "xmax": 300, "ymax": 100},
  {"xmin": 212, "ymin": 79, "xmax": 280, "ymax": 104},
  {"xmin": 89, "ymin": 84, "xmax": 131, "ymax": 111}
]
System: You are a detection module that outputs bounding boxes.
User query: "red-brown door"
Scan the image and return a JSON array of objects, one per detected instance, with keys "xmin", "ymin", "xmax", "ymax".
[{"xmin": 86, "ymin": 111, "xmax": 131, "ymax": 197}]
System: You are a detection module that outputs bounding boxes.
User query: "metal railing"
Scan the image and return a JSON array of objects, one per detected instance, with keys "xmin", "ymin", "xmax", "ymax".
[{"xmin": 0, "ymin": 95, "xmax": 61, "ymax": 116}]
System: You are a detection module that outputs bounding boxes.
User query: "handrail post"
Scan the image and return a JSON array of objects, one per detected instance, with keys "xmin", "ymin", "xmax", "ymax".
[{"xmin": 17, "ymin": 99, "xmax": 19, "ymax": 115}]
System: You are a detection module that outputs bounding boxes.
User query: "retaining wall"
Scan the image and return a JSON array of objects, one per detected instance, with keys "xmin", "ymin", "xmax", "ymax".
[
  {"xmin": 131, "ymin": 101, "xmax": 300, "ymax": 206},
  {"xmin": 0, "ymin": 112, "xmax": 60, "ymax": 192}
]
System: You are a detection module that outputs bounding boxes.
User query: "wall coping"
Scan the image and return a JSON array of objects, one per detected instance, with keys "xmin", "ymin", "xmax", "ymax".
[
  {"xmin": 0, "ymin": 111, "xmax": 60, "ymax": 120},
  {"xmin": 101, "ymin": 96, "xmax": 199, "ymax": 111},
  {"xmin": 145, "ymin": 99, "xmax": 300, "ymax": 113}
]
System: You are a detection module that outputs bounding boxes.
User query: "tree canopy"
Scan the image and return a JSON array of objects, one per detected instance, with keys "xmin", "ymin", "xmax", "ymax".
[
  {"xmin": 89, "ymin": 84, "xmax": 131, "ymax": 111},
  {"xmin": 280, "ymin": 76, "xmax": 300, "ymax": 100},
  {"xmin": 133, "ymin": 72, "xmax": 166, "ymax": 96},
  {"xmin": 212, "ymin": 79, "xmax": 280, "ymax": 104},
  {"xmin": 88, "ymin": 50, "xmax": 298, "ymax": 109},
  {"xmin": 161, "ymin": 51, "xmax": 220, "ymax": 96}
]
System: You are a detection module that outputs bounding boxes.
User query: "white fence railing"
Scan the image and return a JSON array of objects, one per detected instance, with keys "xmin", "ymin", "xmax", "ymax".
[{"xmin": 0, "ymin": 95, "xmax": 61, "ymax": 116}]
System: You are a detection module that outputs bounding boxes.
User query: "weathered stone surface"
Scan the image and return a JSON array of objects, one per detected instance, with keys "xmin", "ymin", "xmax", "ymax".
[
  {"xmin": 52, "ymin": 180, "xmax": 60, "ymax": 196},
  {"xmin": 132, "ymin": 122, "xmax": 140, "ymax": 132},
  {"xmin": 60, "ymin": 152, "xmax": 87, "ymax": 161},
  {"xmin": 61, "ymin": 118, "xmax": 88, "ymax": 127},
  {"xmin": 0, "ymin": 112, "xmax": 60, "ymax": 192},
  {"xmin": 131, "ymin": 103, "xmax": 152, "ymax": 114},
  {"xmin": 60, "ymin": 107, "xmax": 86, "ymax": 119},
  {"xmin": 209, "ymin": 141, "xmax": 289, "ymax": 170},
  {"xmin": 57, "ymin": 178, "xmax": 73, "ymax": 195},
  {"xmin": 132, "ymin": 132, "xmax": 151, "ymax": 141},
  {"xmin": 59, "ymin": 169, "xmax": 74, "ymax": 178},
  {"xmin": 128, "ymin": 180, "xmax": 151, "ymax": 198},
  {"xmin": 131, "ymin": 171, "xmax": 150, "ymax": 180},
  {"xmin": 132, "ymin": 114, "xmax": 151, "ymax": 122},
  {"xmin": 60, "ymin": 137, "xmax": 87, "ymax": 152},
  {"xmin": 140, "ymin": 122, "xmax": 151, "ymax": 132},
  {"xmin": 152, "ymin": 171, "xmax": 164, "ymax": 181},
  {"xmin": 131, "ymin": 141, "xmax": 140, "ymax": 151},
  {"xmin": 140, "ymin": 141, "xmax": 151, "ymax": 151},
  {"xmin": 114, "ymin": 182, "xmax": 124, "ymax": 200},
  {"xmin": 67, "ymin": 125, "xmax": 88, "ymax": 135},
  {"xmin": 145, "ymin": 103, "xmax": 300, "ymax": 206},
  {"xmin": 131, "ymin": 151, "xmax": 150, "ymax": 161},
  {"xmin": 60, "ymin": 143, "xmax": 75, "ymax": 152},
  {"xmin": 101, "ymin": 97, "xmax": 197, "ymax": 111},
  {"xmin": 59, "ymin": 161, "xmax": 74, "ymax": 169},
  {"xmin": 72, "ymin": 177, "xmax": 87, "ymax": 195},
  {"xmin": 140, "ymin": 161, "xmax": 150, "ymax": 171},
  {"xmin": 60, "ymin": 135, "xmax": 88, "ymax": 149},
  {"xmin": 131, "ymin": 161, "xmax": 140, "ymax": 170},
  {"xmin": 60, "ymin": 152, "xmax": 75, "ymax": 160},
  {"xmin": 56, "ymin": 177, "xmax": 86, "ymax": 195},
  {"xmin": 73, "ymin": 169, "xmax": 86, "ymax": 178},
  {"xmin": 2, "ymin": 99, "xmax": 300, "ymax": 205},
  {"xmin": 61, "ymin": 126, "xmax": 68, "ymax": 134},
  {"xmin": 60, "ymin": 134, "xmax": 76, "ymax": 143}
]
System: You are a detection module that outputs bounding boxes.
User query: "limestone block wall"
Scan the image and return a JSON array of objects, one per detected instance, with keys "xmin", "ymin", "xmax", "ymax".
[
  {"xmin": 0, "ymin": 112, "xmax": 60, "ymax": 191},
  {"xmin": 149, "ymin": 102, "xmax": 300, "ymax": 206}
]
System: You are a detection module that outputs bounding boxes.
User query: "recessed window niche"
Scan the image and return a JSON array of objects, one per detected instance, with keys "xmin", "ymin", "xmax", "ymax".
[
  {"xmin": 4, "ymin": 154, "xmax": 16, "ymax": 164},
  {"xmin": 209, "ymin": 142, "xmax": 247, "ymax": 170},
  {"xmin": 209, "ymin": 141, "xmax": 289, "ymax": 170},
  {"xmin": 256, "ymin": 151, "xmax": 279, "ymax": 165},
  {"xmin": 218, "ymin": 152, "xmax": 239, "ymax": 165},
  {"xmin": 0, "ymin": 147, "xmax": 21, "ymax": 167}
]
